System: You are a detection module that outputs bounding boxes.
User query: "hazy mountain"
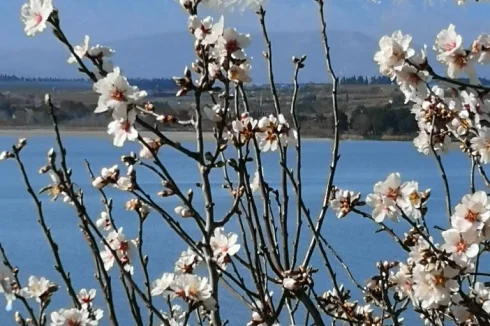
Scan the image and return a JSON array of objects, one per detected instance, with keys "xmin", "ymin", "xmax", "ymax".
[{"xmin": 0, "ymin": 30, "xmax": 382, "ymax": 83}]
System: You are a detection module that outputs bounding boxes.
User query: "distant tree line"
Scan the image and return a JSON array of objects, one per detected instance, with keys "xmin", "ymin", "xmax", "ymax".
[
  {"xmin": 340, "ymin": 75, "xmax": 490, "ymax": 86},
  {"xmin": 0, "ymin": 74, "xmax": 177, "ymax": 94},
  {"xmin": 340, "ymin": 75, "xmax": 392, "ymax": 85}
]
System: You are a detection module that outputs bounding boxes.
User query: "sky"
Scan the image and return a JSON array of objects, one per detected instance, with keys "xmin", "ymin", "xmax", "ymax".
[{"xmin": 0, "ymin": 0, "xmax": 488, "ymax": 54}]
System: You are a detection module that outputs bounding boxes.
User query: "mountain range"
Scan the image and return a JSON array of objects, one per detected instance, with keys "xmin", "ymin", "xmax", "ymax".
[{"xmin": 0, "ymin": 30, "xmax": 381, "ymax": 84}]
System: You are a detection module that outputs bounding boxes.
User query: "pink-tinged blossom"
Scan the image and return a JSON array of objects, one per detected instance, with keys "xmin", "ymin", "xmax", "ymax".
[
  {"xmin": 96, "ymin": 212, "xmax": 112, "ymax": 231},
  {"xmin": 210, "ymin": 228, "xmax": 240, "ymax": 267},
  {"xmin": 217, "ymin": 28, "xmax": 251, "ymax": 59},
  {"xmin": 451, "ymin": 191, "xmax": 490, "ymax": 233},
  {"xmin": 434, "ymin": 24, "xmax": 478, "ymax": 83},
  {"xmin": 107, "ymin": 109, "xmax": 138, "ymax": 147},
  {"xmin": 50, "ymin": 308, "xmax": 98, "ymax": 326},
  {"xmin": 441, "ymin": 228, "xmax": 479, "ymax": 266},
  {"xmin": 21, "ymin": 0, "xmax": 53, "ymax": 36},
  {"xmin": 366, "ymin": 193, "xmax": 399, "ymax": 223},
  {"xmin": 188, "ymin": 15, "xmax": 224, "ymax": 45},
  {"xmin": 330, "ymin": 189, "xmax": 360, "ymax": 218},
  {"xmin": 174, "ymin": 248, "xmax": 201, "ymax": 274},
  {"xmin": 77, "ymin": 289, "xmax": 96, "ymax": 309},
  {"xmin": 93, "ymin": 67, "xmax": 147, "ymax": 114}
]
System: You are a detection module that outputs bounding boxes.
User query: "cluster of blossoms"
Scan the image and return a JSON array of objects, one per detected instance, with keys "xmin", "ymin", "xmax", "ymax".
[
  {"xmin": 0, "ymin": 269, "xmax": 103, "ymax": 325},
  {"xmin": 230, "ymin": 112, "xmax": 297, "ymax": 152},
  {"xmin": 333, "ymin": 170, "xmax": 490, "ymax": 324},
  {"xmin": 365, "ymin": 172, "xmax": 430, "ymax": 222},
  {"xmin": 374, "ymin": 25, "xmax": 490, "ymax": 162},
  {"xmin": 147, "ymin": 228, "xmax": 239, "ymax": 321}
]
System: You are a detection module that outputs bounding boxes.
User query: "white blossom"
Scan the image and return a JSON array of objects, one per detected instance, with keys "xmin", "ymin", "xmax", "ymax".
[
  {"xmin": 77, "ymin": 289, "xmax": 96, "ymax": 309},
  {"xmin": 107, "ymin": 109, "xmax": 138, "ymax": 147},
  {"xmin": 412, "ymin": 264, "xmax": 459, "ymax": 309},
  {"xmin": 21, "ymin": 276, "xmax": 52, "ymax": 303},
  {"xmin": 93, "ymin": 67, "xmax": 147, "ymax": 115},
  {"xmin": 96, "ymin": 212, "xmax": 112, "ymax": 231},
  {"xmin": 175, "ymin": 248, "xmax": 201, "ymax": 274},
  {"xmin": 50, "ymin": 308, "xmax": 98, "ymax": 326},
  {"xmin": 151, "ymin": 273, "xmax": 175, "ymax": 297},
  {"xmin": 210, "ymin": 228, "xmax": 240, "ymax": 267},
  {"xmin": 451, "ymin": 191, "xmax": 490, "ymax": 233},
  {"xmin": 441, "ymin": 228, "xmax": 479, "ymax": 266},
  {"xmin": 374, "ymin": 31, "xmax": 414, "ymax": 77},
  {"xmin": 228, "ymin": 63, "xmax": 252, "ymax": 83},
  {"xmin": 217, "ymin": 28, "xmax": 251, "ymax": 60},
  {"xmin": 204, "ymin": 104, "xmax": 225, "ymax": 122},
  {"xmin": 67, "ymin": 35, "xmax": 90, "ymax": 64},
  {"xmin": 330, "ymin": 189, "xmax": 360, "ymax": 218},
  {"xmin": 471, "ymin": 127, "xmax": 490, "ymax": 164},
  {"xmin": 188, "ymin": 15, "xmax": 224, "ymax": 45},
  {"xmin": 20, "ymin": 0, "xmax": 53, "ymax": 36}
]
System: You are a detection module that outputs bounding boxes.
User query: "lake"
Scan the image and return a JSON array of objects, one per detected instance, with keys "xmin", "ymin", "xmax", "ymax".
[{"xmin": 0, "ymin": 135, "xmax": 479, "ymax": 325}]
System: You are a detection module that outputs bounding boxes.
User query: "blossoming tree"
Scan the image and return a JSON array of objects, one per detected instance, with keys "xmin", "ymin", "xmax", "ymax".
[{"xmin": 0, "ymin": 0, "xmax": 489, "ymax": 325}]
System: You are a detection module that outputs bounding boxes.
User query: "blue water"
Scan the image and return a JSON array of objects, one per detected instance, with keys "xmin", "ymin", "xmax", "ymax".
[{"xmin": 0, "ymin": 136, "xmax": 479, "ymax": 325}]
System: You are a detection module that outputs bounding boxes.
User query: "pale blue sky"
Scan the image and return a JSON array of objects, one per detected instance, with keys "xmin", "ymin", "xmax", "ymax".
[{"xmin": 0, "ymin": 0, "xmax": 487, "ymax": 51}]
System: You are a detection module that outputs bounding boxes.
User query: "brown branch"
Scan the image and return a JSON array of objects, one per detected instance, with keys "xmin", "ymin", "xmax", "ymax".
[
  {"xmin": 303, "ymin": 0, "xmax": 341, "ymax": 267},
  {"xmin": 11, "ymin": 146, "xmax": 80, "ymax": 309}
]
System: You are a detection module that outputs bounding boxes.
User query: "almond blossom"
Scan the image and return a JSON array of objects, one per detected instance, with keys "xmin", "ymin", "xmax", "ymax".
[
  {"xmin": 20, "ymin": 0, "xmax": 53, "ymax": 36},
  {"xmin": 390, "ymin": 263, "xmax": 416, "ymax": 303},
  {"xmin": 210, "ymin": 228, "xmax": 240, "ymax": 267},
  {"xmin": 451, "ymin": 191, "xmax": 490, "ymax": 233},
  {"xmin": 96, "ymin": 212, "xmax": 112, "ymax": 231},
  {"xmin": 174, "ymin": 248, "xmax": 202, "ymax": 274},
  {"xmin": 151, "ymin": 273, "xmax": 175, "ymax": 297},
  {"xmin": 330, "ymin": 189, "xmax": 360, "ymax": 218},
  {"xmin": 412, "ymin": 264, "xmax": 459, "ymax": 309},
  {"xmin": 77, "ymin": 288, "xmax": 96, "ymax": 309},
  {"xmin": 374, "ymin": 30, "xmax": 414, "ymax": 77},
  {"xmin": 107, "ymin": 109, "xmax": 138, "ymax": 147},
  {"xmin": 21, "ymin": 276, "xmax": 56, "ymax": 303},
  {"xmin": 170, "ymin": 274, "xmax": 214, "ymax": 308},
  {"xmin": 471, "ymin": 127, "xmax": 490, "ymax": 164},
  {"xmin": 366, "ymin": 193, "xmax": 399, "ymax": 223},
  {"xmin": 231, "ymin": 114, "xmax": 257, "ymax": 145},
  {"xmin": 228, "ymin": 63, "xmax": 252, "ymax": 83},
  {"xmin": 217, "ymin": 28, "xmax": 251, "ymax": 59},
  {"xmin": 50, "ymin": 308, "xmax": 99, "ymax": 326},
  {"xmin": 102, "ymin": 228, "xmax": 134, "ymax": 274},
  {"xmin": 472, "ymin": 34, "xmax": 490, "ymax": 64},
  {"xmin": 188, "ymin": 15, "xmax": 224, "ymax": 45},
  {"xmin": 394, "ymin": 64, "xmax": 430, "ymax": 103},
  {"xmin": 204, "ymin": 104, "xmax": 225, "ymax": 122},
  {"xmin": 93, "ymin": 67, "xmax": 147, "ymax": 114},
  {"xmin": 434, "ymin": 24, "xmax": 478, "ymax": 83},
  {"xmin": 139, "ymin": 137, "xmax": 163, "ymax": 159},
  {"xmin": 67, "ymin": 35, "xmax": 90, "ymax": 64},
  {"xmin": 434, "ymin": 24, "xmax": 464, "ymax": 61},
  {"xmin": 441, "ymin": 228, "xmax": 479, "ymax": 266}
]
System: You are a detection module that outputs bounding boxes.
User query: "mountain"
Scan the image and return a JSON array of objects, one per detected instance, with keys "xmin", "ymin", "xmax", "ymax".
[{"xmin": 0, "ymin": 30, "xmax": 381, "ymax": 84}]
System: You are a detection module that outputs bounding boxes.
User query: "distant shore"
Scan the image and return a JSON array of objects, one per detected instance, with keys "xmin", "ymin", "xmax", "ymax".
[{"xmin": 0, "ymin": 128, "xmax": 414, "ymax": 142}]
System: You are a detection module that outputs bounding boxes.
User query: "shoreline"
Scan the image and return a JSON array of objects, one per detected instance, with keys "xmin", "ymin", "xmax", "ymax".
[{"xmin": 0, "ymin": 128, "xmax": 414, "ymax": 142}]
